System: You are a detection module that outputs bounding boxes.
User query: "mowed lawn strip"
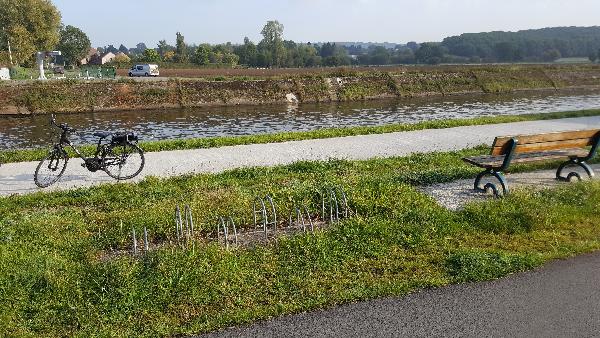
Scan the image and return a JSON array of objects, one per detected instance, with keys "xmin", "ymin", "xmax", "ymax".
[
  {"xmin": 1, "ymin": 108, "xmax": 600, "ymax": 164},
  {"xmin": 1, "ymin": 147, "xmax": 599, "ymax": 337}
]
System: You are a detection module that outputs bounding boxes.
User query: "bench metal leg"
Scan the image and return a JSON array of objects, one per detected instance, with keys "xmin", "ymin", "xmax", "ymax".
[
  {"xmin": 474, "ymin": 169, "xmax": 509, "ymax": 197},
  {"xmin": 556, "ymin": 159, "xmax": 595, "ymax": 182}
]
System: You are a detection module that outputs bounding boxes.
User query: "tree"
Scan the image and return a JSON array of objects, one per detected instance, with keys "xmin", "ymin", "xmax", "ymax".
[
  {"xmin": 136, "ymin": 42, "xmax": 147, "ymax": 52},
  {"xmin": 259, "ymin": 20, "xmax": 285, "ymax": 67},
  {"xmin": 542, "ymin": 48, "xmax": 561, "ymax": 62},
  {"xmin": 193, "ymin": 44, "xmax": 211, "ymax": 65},
  {"xmin": 142, "ymin": 48, "xmax": 160, "ymax": 62},
  {"xmin": 163, "ymin": 50, "xmax": 175, "ymax": 62},
  {"xmin": 118, "ymin": 44, "xmax": 128, "ymax": 54},
  {"xmin": 157, "ymin": 39, "xmax": 174, "ymax": 57},
  {"xmin": 113, "ymin": 52, "xmax": 130, "ymax": 64},
  {"xmin": 406, "ymin": 41, "xmax": 419, "ymax": 51},
  {"xmin": 494, "ymin": 42, "xmax": 521, "ymax": 62},
  {"xmin": 56, "ymin": 25, "xmax": 91, "ymax": 65},
  {"xmin": 369, "ymin": 46, "xmax": 391, "ymax": 65},
  {"xmin": 234, "ymin": 37, "xmax": 258, "ymax": 66},
  {"xmin": 222, "ymin": 52, "xmax": 239, "ymax": 67},
  {"xmin": 175, "ymin": 32, "xmax": 188, "ymax": 63},
  {"xmin": 415, "ymin": 43, "xmax": 445, "ymax": 64},
  {"xmin": 591, "ymin": 50, "xmax": 599, "ymax": 63},
  {"xmin": 0, "ymin": 0, "xmax": 62, "ymax": 65},
  {"xmin": 105, "ymin": 44, "xmax": 118, "ymax": 54}
]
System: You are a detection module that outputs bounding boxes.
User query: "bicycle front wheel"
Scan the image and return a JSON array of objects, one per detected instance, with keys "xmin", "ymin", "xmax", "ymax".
[
  {"xmin": 103, "ymin": 142, "xmax": 145, "ymax": 180},
  {"xmin": 34, "ymin": 150, "xmax": 69, "ymax": 188}
]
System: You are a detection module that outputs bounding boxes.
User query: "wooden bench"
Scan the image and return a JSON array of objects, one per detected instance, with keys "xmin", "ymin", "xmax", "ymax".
[{"xmin": 463, "ymin": 129, "xmax": 600, "ymax": 196}]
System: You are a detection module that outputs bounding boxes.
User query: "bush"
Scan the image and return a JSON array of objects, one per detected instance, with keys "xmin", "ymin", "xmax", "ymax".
[
  {"xmin": 446, "ymin": 250, "xmax": 542, "ymax": 283},
  {"xmin": 9, "ymin": 66, "xmax": 35, "ymax": 80}
]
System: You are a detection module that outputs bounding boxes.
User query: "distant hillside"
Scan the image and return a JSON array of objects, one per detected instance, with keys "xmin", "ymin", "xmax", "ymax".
[{"xmin": 442, "ymin": 26, "xmax": 600, "ymax": 62}]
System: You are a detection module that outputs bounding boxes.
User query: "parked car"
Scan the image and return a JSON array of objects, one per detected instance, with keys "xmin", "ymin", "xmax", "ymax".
[{"xmin": 128, "ymin": 64, "xmax": 159, "ymax": 77}]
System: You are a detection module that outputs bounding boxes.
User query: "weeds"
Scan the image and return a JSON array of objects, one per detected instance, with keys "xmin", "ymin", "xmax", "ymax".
[{"xmin": 1, "ymin": 147, "xmax": 600, "ymax": 336}]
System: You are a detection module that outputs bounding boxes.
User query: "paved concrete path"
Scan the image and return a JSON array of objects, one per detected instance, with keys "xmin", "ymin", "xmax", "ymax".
[
  {"xmin": 201, "ymin": 252, "xmax": 600, "ymax": 338},
  {"xmin": 1, "ymin": 116, "xmax": 599, "ymax": 196}
]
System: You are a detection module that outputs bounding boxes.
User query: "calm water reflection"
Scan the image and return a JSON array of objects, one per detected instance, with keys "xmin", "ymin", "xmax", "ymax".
[{"xmin": 1, "ymin": 89, "xmax": 600, "ymax": 150}]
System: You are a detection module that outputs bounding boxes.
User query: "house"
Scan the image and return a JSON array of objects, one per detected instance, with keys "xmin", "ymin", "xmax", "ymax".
[
  {"xmin": 89, "ymin": 52, "xmax": 116, "ymax": 65},
  {"xmin": 80, "ymin": 48, "xmax": 98, "ymax": 65}
]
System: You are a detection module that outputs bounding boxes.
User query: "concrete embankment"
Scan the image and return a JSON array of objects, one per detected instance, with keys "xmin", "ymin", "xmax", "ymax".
[{"xmin": 2, "ymin": 64, "xmax": 600, "ymax": 114}]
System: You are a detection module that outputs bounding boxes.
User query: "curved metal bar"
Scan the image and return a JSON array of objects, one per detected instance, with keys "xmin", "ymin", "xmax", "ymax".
[
  {"xmin": 556, "ymin": 160, "xmax": 594, "ymax": 181},
  {"xmin": 304, "ymin": 206, "xmax": 314, "ymax": 233},
  {"xmin": 253, "ymin": 196, "xmax": 268, "ymax": 240},
  {"xmin": 184, "ymin": 205, "xmax": 194, "ymax": 238},
  {"xmin": 219, "ymin": 217, "xmax": 229, "ymax": 249},
  {"xmin": 265, "ymin": 195, "xmax": 277, "ymax": 234},
  {"xmin": 582, "ymin": 133, "xmax": 600, "ymax": 162},
  {"xmin": 144, "ymin": 227, "xmax": 149, "ymax": 252},
  {"xmin": 228, "ymin": 216, "xmax": 238, "ymax": 246},
  {"xmin": 338, "ymin": 188, "xmax": 350, "ymax": 218},
  {"xmin": 321, "ymin": 189, "xmax": 326, "ymax": 221},
  {"xmin": 295, "ymin": 206, "xmax": 305, "ymax": 232},
  {"xmin": 474, "ymin": 169, "xmax": 509, "ymax": 197},
  {"xmin": 330, "ymin": 189, "xmax": 340, "ymax": 223},
  {"xmin": 474, "ymin": 169, "xmax": 490, "ymax": 191},
  {"xmin": 175, "ymin": 205, "xmax": 182, "ymax": 242},
  {"xmin": 132, "ymin": 227, "xmax": 137, "ymax": 255}
]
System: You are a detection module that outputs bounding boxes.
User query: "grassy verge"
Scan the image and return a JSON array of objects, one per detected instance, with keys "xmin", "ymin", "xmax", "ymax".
[
  {"xmin": 2, "ymin": 109, "xmax": 600, "ymax": 164},
  {"xmin": 1, "ymin": 147, "xmax": 599, "ymax": 337}
]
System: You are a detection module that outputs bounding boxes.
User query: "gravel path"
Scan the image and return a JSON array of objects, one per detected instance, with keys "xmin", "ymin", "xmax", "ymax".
[
  {"xmin": 200, "ymin": 251, "xmax": 600, "ymax": 338},
  {"xmin": 1, "ymin": 116, "xmax": 599, "ymax": 196},
  {"xmin": 422, "ymin": 164, "xmax": 600, "ymax": 210}
]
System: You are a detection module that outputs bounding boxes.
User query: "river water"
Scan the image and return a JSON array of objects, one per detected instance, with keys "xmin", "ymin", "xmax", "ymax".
[{"xmin": 1, "ymin": 89, "xmax": 600, "ymax": 150}]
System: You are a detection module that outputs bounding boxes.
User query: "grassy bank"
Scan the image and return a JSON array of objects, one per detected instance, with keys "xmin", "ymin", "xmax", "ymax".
[
  {"xmin": 2, "ymin": 108, "xmax": 600, "ymax": 164},
  {"xmin": 2, "ymin": 64, "xmax": 600, "ymax": 113},
  {"xmin": 1, "ymin": 146, "xmax": 599, "ymax": 336}
]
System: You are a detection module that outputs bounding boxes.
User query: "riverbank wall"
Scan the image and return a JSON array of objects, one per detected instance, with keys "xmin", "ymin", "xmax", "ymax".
[{"xmin": 2, "ymin": 64, "xmax": 600, "ymax": 114}]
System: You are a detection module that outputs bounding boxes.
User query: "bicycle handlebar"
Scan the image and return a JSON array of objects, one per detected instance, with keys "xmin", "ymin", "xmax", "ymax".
[{"xmin": 49, "ymin": 114, "xmax": 77, "ymax": 133}]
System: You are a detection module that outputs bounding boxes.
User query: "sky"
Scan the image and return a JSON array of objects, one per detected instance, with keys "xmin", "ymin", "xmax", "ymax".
[{"xmin": 53, "ymin": 0, "xmax": 600, "ymax": 48}]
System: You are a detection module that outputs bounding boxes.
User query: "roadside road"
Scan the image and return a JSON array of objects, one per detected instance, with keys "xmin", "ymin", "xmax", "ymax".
[
  {"xmin": 1, "ymin": 116, "xmax": 599, "ymax": 196},
  {"xmin": 201, "ymin": 251, "xmax": 600, "ymax": 338}
]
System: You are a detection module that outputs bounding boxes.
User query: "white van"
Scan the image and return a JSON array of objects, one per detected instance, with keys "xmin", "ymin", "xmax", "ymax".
[{"xmin": 128, "ymin": 64, "xmax": 159, "ymax": 77}]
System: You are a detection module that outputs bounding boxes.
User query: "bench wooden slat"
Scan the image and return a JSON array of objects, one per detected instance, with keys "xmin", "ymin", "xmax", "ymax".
[
  {"xmin": 492, "ymin": 138, "xmax": 594, "ymax": 155},
  {"xmin": 491, "ymin": 129, "xmax": 600, "ymax": 155},
  {"xmin": 464, "ymin": 148, "xmax": 589, "ymax": 168}
]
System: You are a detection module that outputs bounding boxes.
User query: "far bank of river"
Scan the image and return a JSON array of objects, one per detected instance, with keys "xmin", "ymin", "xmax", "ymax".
[{"xmin": 1, "ymin": 64, "xmax": 600, "ymax": 115}]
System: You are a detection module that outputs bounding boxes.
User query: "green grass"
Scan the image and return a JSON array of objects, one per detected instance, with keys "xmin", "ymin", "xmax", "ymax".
[
  {"xmin": 1, "ymin": 147, "xmax": 600, "ymax": 337},
  {"xmin": 2, "ymin": 108, "xmax": 600, "ymax": 164}
]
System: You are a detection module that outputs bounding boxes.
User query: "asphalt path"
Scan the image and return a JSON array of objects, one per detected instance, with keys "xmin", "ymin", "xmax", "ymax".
[
  {"xmin": 202, "ymin": 251, "xmax": 600, "ymax": 338},
  {"xmin": 1, "ymin": 116, "xmax": 599, "ymax": 196}
]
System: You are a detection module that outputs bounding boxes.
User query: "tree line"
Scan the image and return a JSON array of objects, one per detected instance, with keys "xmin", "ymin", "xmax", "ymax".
[
  {"xmin": 115, "ymin": 25, "xmax": 600, "ymax": 68},
  {"xmin": 2, "ymin": 0, "xmax": 600, "ymax": 69},
  {"xmin": 441, "ymin": 26, "xmax": 600, "ymax": 63}
]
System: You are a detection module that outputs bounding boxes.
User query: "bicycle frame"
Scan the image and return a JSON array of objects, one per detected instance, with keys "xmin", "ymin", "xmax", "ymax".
[{"xmin": 53, "ymin": 125, "xmax": 111, "ymax": 166}]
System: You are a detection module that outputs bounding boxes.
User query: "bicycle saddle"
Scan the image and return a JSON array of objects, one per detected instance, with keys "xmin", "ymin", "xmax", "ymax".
[{"xmin": 94, "ymin": 132, "xmax": 111, "ymax": 139}]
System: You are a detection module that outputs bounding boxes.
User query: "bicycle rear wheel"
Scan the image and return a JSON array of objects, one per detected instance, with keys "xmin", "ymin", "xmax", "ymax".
[
  {"xmin": 103, "ymin": 142, "xmax": 145, "ymax": 180},
  {"xmin": 34, "ymin": 149, "xmax": 69, "ymax": 188}
]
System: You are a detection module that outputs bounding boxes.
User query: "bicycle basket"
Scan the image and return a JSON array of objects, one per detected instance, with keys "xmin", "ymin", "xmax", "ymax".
[{"xmin": 111, "ymin": 133, "xmax": 139, "ymax": 145}]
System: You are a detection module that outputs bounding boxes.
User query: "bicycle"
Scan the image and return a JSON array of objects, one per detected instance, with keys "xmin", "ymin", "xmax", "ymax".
[{"xmin": 34, "ymin": 115, "xmax": 145, "ymax": 188}]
